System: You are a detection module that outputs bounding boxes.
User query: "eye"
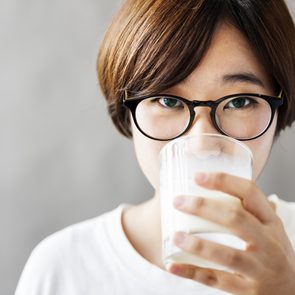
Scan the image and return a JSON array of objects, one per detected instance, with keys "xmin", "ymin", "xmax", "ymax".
[
  {"xmin": 224, "ymin": 96, "xmax": 257, "ymax": 110},
  {"xmin": 158, "ymin": 97, "xmax": 183, "ymax": 109}
]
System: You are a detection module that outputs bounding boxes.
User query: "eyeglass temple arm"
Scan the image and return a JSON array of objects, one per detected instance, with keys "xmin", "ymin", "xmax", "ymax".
[
  {"xmin": 278, "ymin": 89, "xmax": 283, "ymax": 98},
  {"xmin": 124, "ymin": 90, "xmax": 128, "ymax": 101}
]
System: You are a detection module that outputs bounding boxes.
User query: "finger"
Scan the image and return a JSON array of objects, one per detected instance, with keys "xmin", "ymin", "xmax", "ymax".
[
  {"xmin": 195, "ymin": 172, "xmax": 275, "ymax": 224},
  {"xmin": 269, "ymin": 200, "xmax": 276, "ymax": 212},
  {"xmin": 173, "ymin": 231, "xmax": 261, "ymax": 277},
  {"xmin": 167, "ymin": 263, "xmax": 251, "ymax": 295},
  {"xmin": 173, "ymin": 195, "xmax": 264, "ymax": 243}
]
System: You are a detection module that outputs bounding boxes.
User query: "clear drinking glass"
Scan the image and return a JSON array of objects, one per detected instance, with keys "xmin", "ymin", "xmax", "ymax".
[{"xmin": 160, "ymin": 133, "xmax": 253, "ymax": 272}]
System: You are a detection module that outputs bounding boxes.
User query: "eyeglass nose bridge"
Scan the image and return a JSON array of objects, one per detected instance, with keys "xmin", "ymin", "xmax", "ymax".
[
  {"xmin": 192, "ymin": 100, "xmax": 216, "ymax": 107},
  {"xmin": 186, "ymin": 100, "xmax": 221, "ymax": 136},
  {"xmin": 190, "ymin": 100, "xmax": 217, "ymax": 108}
]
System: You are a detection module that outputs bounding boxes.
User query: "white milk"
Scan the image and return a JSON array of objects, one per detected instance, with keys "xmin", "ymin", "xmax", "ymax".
[{"xmin": 160, "ymin": 151, "xmax": 252, "ymax": 271}]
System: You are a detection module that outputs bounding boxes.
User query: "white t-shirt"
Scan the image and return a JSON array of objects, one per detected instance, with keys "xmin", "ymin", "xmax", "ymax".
[{"xmin": 15, "ymin": 195, "xmax": 295, "ymax": 295}]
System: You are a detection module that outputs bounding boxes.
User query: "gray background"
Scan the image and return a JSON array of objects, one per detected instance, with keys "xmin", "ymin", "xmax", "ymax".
[{"xmin": 1, "ymin": 0, "xmax": 295, "ymax": 294}]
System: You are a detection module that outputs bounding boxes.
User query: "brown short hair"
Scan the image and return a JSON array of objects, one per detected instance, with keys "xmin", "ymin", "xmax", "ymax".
[{"xmin": 97, "ymin": 0, "xmax": 295, "ymax": 138}]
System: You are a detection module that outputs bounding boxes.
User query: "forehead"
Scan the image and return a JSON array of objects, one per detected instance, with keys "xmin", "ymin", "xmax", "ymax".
[{"xmin": 175, "ymin": 23, "xmax": 274, "ymax": 94}]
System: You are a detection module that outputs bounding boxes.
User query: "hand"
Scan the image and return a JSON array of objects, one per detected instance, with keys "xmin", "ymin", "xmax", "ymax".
[{"xmin": 167, "ymin": 172, "xmax": 295, "ymax": 295}]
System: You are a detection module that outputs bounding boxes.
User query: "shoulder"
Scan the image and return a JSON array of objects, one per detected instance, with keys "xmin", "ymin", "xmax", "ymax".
[
  {"xmin": 30, "ymin": 208, "xmax": 113, "ymax": 260},
  {"xmin": 15, "ymin": 205, "xmax": 124, "ymax": 295}
]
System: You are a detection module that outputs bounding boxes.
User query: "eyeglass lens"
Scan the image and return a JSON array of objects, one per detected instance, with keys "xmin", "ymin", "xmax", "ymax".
[{"xmin": 134, "ymin": 95, "xmax": 272, "ymax": 140}]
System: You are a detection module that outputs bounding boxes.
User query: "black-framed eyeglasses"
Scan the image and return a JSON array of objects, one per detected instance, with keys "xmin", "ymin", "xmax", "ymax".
[{"xmin": 123, "ymin": 91, "xmax": 283, "ymax": 141}]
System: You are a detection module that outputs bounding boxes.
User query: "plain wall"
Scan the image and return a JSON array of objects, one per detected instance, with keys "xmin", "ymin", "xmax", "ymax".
[{"xmin": 1, "ymin": 1, "xmax": 295, "ymax": 294}]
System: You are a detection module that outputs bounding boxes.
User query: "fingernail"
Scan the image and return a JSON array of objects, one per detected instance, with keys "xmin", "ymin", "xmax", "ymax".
[
  {"xmin": 195, "ymin": 172, "xmax": 209, "ymax": 184},
  {"xmin": 173, "ymin": 232, "xmax": 186, "ymax": 246},
  {"xmin": 173, "ymin": 196, "xmax": 185, "ymax": 208}
]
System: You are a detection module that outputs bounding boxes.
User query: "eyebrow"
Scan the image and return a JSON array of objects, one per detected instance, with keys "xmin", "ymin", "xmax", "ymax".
[{"xmin": 222, "ymin": 72, "xmax": 265, "ymax": 87}]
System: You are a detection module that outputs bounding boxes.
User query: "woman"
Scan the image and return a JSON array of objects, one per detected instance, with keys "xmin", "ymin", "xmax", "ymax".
[{"xmin": 16, "ymin": 0, "xmax": 295, "ymax": 294}]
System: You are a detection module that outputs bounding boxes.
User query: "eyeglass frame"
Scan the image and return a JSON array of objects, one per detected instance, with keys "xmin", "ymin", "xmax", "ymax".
[{"xmin": 123, "ymin": 90, "xmax": 284, "ymax": 141}]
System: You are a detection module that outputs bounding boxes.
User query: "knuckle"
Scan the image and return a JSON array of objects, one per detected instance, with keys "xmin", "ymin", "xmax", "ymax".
[
  {"xmin": 191, "ymin": 197, "xmax": 205, "ymax": 212},
  {"xmin": 212, "ymin": 172, "xmax": 226, "ymax": 188},
  {"xmin": 226, "ymin": 205, "xmax": 245, "ymax": 225},
  {"xmin": 194, "ymin": 269, "xmax": 218, "ymax": 286},
  {"xmin": 226, "ymin": 251, "xmax": 243, "ymax": 268},
  {"xmin": 190, "ymin": 238, "xmax": 205, "ymax": 253}
]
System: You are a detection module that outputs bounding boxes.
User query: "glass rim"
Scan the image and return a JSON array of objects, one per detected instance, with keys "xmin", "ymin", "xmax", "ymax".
[{"xmin": 159, "ymin": 133, "xmax": 254, "ymax": 162}]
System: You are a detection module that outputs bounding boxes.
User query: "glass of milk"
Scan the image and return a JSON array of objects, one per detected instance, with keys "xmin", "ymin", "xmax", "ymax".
[{"xmin": 160, "ymin": 133, "xmax": 253, "ymax": 272}]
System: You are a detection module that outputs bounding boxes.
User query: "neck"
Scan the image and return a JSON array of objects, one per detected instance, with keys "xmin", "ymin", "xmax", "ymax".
[{"xmin": 122, "ymin": 193, "xmax": 165, "ymax": 269}]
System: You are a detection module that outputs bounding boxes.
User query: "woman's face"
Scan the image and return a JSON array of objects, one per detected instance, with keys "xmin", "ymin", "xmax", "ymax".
[{"xmin": 131, "ymin": 22, "xmax": 278, "ymax": 192}]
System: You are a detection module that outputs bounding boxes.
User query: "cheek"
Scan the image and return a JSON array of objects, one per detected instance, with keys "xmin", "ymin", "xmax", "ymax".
[
  {"xmin": 244, "ymin": 116, "xmax": 277, "ymax": 179},
  {"xmin": 131, "ymin": 113, "xmax": 278, "ymax": 185},
  {"xmin": 246, "ymin": 139, "xmax": 272, "ymax": 179},
  {"xmin": 131, "ymin": 121, "xmax": 165, "ymax": 191}
]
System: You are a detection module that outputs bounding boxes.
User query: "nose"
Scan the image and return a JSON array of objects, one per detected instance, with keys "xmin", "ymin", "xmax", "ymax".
[
  {"xmin": 184, "ymin": 109, "xmax": 223, "ymax": 157},
  {"xmin": 186, "ymin": 108, "xmax": 218, "ymax": 137}
]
